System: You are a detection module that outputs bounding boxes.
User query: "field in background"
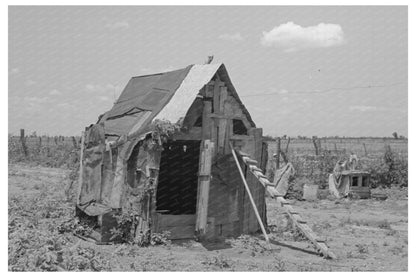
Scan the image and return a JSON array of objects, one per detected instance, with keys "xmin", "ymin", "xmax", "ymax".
[
  {"xmin": 8, "ymin": 135, "xmax": 80, "ymax": 169},
  {"xmin": 264, "ymin": 138, "xmax": 408, "ymax": 194},
  {"xmin": 9, "ymin": 134, "xmax": 408, "ymax": 190}
]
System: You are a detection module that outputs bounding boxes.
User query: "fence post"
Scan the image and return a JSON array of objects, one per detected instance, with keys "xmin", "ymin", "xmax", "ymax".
[
  {"xmin": 285, "ymin": 137, "xmax": 291, "ymax": 154},
  {"xmin": 71, "ymin": 136, "xmax": 77, "ymax": 148},
  {"xmin": 20, "ymin": 129, "xmax": 28, "ymax": 157},
  {"xmin": 276, "ymin": 137, "xmax": 281, "ymax": 170},
  {"xmin": 312, "ymin": 136, "xmax": 320, "ymax": 156}
]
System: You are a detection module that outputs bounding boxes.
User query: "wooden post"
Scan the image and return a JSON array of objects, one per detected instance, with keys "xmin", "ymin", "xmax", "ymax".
[
  {"xmin": 230, "ymin": 143, "xmax": 269, "ymax": 243},
  {"xmin": 20, "ymin": 129, "xmax": 28, "ymax": 157},
  {"xmin": 76, "ymin": 131, "xmax": 85, "ymax": 205},
  {"xmin": 312, "ymin": 137, "xmax": 320, "ymax": 156},
  {"xmin": 71, "ymin": 136, "xmax": 77, "ymax": 149},
  {"xmin": 195, "ymin": 140, "xmax": 214, "ymax": 236},
  {"xmin": 285, "ymin": 137, "xmax": 291, "ymax": 156},
  {"xmin": 363, "ymin": 143, "xmax": 367, "ymax": 156},
  {"xmin": 276, "ymin": 137, "xmax": 281, "ymax": 170}
]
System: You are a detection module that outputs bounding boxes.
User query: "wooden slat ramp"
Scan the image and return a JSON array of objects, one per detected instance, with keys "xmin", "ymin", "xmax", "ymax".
[{"xmin": 233, "ymin": 147, "xmax": 337, "ymax": 260}]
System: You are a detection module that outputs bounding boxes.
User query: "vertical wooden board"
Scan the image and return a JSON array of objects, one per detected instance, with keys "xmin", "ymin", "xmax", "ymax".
[
  {"xmin": 219, "ymin": 86, "xmax": 228, "ymax": 114},
  {"xmin": 239, "ymin": 133, "xmax": 267, "ymax": 233},
  {"xmin": 224, "ymin": 119, "xmax": 231, "ymax": 154},
  {"xmin": 210, "ymin": 118, "xmax": 219, "ymax": 156},
  {"xmin": 109, "ymin": 152, "xmax": 125, "ymax": 209},
  {"xmin": 208, "ymin": 154, "xmax": 242, "ymax": 236},
  {"xmin": 196, "ymin": 140, "xmax": 214, "ymax": 234},
  {"xmin": 218, "ymin": 119, "xmax": 227, "ymax": 154},
  {"xmin": 202, "ymin": 100, "xmax": 211, "ymax": 140},
  {"xmin": 237, "ymin": 159, "xmax": 245, "ymax": 234},
  {"xmin": 213, "ymin": 79, "xmax": 221, "ymax": 113}
]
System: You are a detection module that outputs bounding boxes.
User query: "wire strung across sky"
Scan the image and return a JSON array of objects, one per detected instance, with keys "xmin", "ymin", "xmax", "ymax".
[{"xmin": 239, "ymin": 82, "xmax": 406, "ymax": 98}]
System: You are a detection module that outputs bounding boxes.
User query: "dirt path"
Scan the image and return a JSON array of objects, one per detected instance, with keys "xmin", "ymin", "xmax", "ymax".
[{"xmin": 8, "ymin": 164, "xmax": 408, "ymax": 271}]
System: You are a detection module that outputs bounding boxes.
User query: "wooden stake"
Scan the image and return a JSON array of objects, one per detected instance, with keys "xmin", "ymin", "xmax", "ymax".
[
  {"xmin": 230, "ymin": 143, "xmax": 270, "ymax": 243},
  {"xmin": 20, "ymin": 129, "xmax": 28, "ymax": 157},
  {"xmin": 72, "ymin": 136, "xmax": 78, "ymax": 148},
  {"xmin": 285, "ymin": 137, "xmax": 291, "ymax": 154}
]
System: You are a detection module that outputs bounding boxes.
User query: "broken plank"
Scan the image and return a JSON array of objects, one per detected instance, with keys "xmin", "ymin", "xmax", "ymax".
[
  {"xmin": 242, "ymin": 156, "xmax": 258, "ymax": 165},
  {"xmin": 292, "ymin": 214, "xmax": 307, "ymax": 224},
  {"xmin": 253, "ymin": 171, "xmax": 267, "ymax": 179},
  {"xmin": 236, "ymin": 150, "xmax": 250, "ymax": 157},
  {"xmin": 249, "ymin": 165, "xmax": 262, "ymax": 172},
  {"xmin": 259, "ymin": 177, "xmax": 273, "ymax": 187}
]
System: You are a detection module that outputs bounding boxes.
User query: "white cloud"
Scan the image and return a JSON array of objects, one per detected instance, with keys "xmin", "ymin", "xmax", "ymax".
[
  {"xmin": 219, "ymin": 33, "xmax": 244, "ymax": 42},
  {"xmin": 49, "ymin": 89, "xmax": 61, "ymax": 96},
  {"xmin": 261, "ymin": 22, "xmax": 345, "ymax": 52},
  {"xmin": 349, "ymin": 105, "xmax": 378, "ymax": 112},
  {"xmin": 278, "ymin": 89, "xmax": 289, "ymax": 94},
  {"xmin": 106, "ymin": 21, "xmax": 130, "ymax": 30}
]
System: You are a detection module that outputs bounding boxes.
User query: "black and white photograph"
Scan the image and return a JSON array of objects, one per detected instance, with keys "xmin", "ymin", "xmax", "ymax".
[{"xmin": 6, "ymin": 3, "xmax": 410, "ymax": 272}]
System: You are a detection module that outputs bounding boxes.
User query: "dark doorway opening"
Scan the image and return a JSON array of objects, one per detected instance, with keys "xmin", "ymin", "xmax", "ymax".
[{"xmin": 156, "ymin": 140, "xmax": 201, "ymax": 215}]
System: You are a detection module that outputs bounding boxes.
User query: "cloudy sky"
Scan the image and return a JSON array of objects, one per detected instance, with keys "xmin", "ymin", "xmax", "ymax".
[{"xmin": 9, "ymin": 6, "xmax": 407, "ymax": 137}]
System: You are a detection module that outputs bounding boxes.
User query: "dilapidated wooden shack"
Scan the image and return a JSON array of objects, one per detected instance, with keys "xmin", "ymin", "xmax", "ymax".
[{"xmin": 77, "ymin": 63, "xmax": 268, "ymax": 242}]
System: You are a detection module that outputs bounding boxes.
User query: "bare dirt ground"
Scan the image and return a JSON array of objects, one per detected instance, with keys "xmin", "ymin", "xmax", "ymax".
[{"xmin": 8, "ymin": 164, "xmax": 408, "ymax": 271}]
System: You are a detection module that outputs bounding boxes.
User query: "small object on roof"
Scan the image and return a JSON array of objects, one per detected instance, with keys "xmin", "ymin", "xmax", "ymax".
[{"xmin": 205, "ymin": 55, "xmax": 214, "ymax": 64}]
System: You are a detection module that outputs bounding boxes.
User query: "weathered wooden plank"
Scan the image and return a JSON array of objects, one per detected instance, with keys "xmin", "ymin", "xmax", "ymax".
[
  {"xmin": 157, "ymin": 214, "xmax": 196, "ymax": 228},
  {"xmin": 219, "ymin": 86, "xmax": 228, "ymax": 113},
  {"xmin": 292, "ymin": 214, "xmax": 307, "ymax": 224},
  {"xmin": 242, "ymin": 156, "xmax": 258, "ymax": 165},
  {"xmin": 213, "ymin": 79, "xmax": 222, "ymax": 113},
  {"xmin": 236, "ymin": 150, "xmax": 250, "ymax": 157},
  {"xmin": 253, "ymin": 170, "xmax": 267, "ymax": 179},
  {"xmin": 196, "ymin": 140, "xmax": 214, "ymax": 235},
  {"xmin": 249, "ymin": 165, "xmax": 262, "ymax": 172},
  {"xmin": 202, "ymin": 99, "xmax": 212, "ymax": 140},
  {"xmin": 218, "ymin": 119, "xmax": 227, "ymax": 154},
  {"xmin": 233, "ymin": 148, "xmax": 337, "ymax": 259},
  {"xmin": 259, "ymin": 177, "xmax": 273, "ymax": 187},
  {"xmin": 230, "ymin": 143, "xmax": 269, "ymax": 243},
  {"xmin": 164, "ymin": 225, "xmax": 196, "ymax": 240}
]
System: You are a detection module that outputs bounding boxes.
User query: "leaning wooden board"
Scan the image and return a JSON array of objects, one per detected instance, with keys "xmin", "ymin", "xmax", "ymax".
[{"xmin": 234, "ymin": 149, "xmax": 337, "ymax": 260}]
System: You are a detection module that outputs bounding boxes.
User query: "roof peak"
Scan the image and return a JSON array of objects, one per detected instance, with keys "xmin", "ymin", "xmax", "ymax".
[{"xmin": 131, "ymin": 63, "xmax": 223, "ymax": 79}]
